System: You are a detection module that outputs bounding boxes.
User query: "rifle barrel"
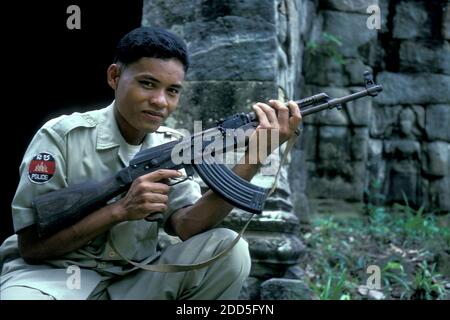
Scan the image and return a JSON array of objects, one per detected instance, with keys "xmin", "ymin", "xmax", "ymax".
[{"xmin": 300, "ymin": 84, "xmax": 382, "ymax": 116}]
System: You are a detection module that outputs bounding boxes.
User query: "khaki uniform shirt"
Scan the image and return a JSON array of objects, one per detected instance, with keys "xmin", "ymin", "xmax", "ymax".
[{"xmin": 0, "ymin": 102, "xmax": 202, "ymax": 299}]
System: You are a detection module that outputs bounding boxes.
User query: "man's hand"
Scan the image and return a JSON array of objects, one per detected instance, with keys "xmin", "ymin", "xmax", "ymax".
[
  {"xmin": 249, "ymin": 99, "xmax": 302, "ymax": 162},
  {"xmin": 112, "ymin": 169, "xmax": 182, "ymax": 222}
]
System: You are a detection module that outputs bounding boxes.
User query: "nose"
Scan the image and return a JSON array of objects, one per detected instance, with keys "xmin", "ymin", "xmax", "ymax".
[{"xmin": 149, "ymin": 89, "xmax": 168, "ymax": 109}]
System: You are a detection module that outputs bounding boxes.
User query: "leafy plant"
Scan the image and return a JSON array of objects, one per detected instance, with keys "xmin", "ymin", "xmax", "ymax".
[
  {"xmin": 309, "ymin": 268, "xmax": 353, "ymax": 300},
  {"xmin": 411, "ymin": 261, "xmax": 447, "ymax": 300},
  {"xmin": 306, "ymin": 32, "xmax": 346, "ymax": 65},
  {"xmin": 382, "ymin": 261, "xmax": 411, "ymax": 298}
]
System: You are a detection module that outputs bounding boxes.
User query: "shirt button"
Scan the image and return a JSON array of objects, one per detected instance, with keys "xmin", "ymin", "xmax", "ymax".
[{"xmin": 108, "ymin": 251, "xmax": 116, "ymax": 258}]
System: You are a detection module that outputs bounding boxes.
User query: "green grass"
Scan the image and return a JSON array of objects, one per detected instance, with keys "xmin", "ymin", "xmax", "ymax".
[{"xmin": 298, "ymin": 198, "xmax": 450, "ymax": 300}]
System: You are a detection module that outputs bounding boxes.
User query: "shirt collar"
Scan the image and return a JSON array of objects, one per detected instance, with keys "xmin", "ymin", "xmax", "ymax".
[{"xmin": 96, "ymin": 101, "xmax": 156, "ymax": 165}]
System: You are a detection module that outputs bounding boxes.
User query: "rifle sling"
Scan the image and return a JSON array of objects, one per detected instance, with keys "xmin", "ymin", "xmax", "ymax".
[
  {"xmin": 107, "ymin": 130, "xmax": 301, "ymax": 273},
  {"xmin": 108, "ymin": 213, "xmax": 254, "ymax": 272}
]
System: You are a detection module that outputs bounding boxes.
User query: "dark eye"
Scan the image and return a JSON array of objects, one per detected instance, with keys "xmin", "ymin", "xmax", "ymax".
[
  {"xmin": 139, "ymin": 80, "xmax": 155, "ymax": 88},
  {"xmin": 167, "ymin": 88, "xmax": 180, "ymax": 96}
]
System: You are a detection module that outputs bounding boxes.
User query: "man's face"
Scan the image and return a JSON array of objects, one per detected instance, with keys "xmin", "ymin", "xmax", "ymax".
[{"xmin": 108, "ymin": 57, "xmax": 185, "ymax": 140}]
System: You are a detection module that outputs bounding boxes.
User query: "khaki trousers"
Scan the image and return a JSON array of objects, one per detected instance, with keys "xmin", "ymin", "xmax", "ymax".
[{"xmin": 1, "ymin": 228, "xmax": 251, "ymax": 300}]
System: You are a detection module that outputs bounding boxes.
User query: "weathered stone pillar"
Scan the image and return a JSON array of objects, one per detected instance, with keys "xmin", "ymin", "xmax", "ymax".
[{"xmin": 142, "ymin": 0, "xmax": 307, "ymax": 299}]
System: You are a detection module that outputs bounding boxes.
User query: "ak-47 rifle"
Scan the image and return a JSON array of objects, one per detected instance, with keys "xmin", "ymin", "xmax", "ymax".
[{"xmin": 33, "ymin": 72, "xmax": 382, "ymax": 237}]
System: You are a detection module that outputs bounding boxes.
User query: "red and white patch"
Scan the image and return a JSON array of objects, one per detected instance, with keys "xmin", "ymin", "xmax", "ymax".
[{"xmin": 28, "ymin": 152, "xmax": 56, "ymax": 184}]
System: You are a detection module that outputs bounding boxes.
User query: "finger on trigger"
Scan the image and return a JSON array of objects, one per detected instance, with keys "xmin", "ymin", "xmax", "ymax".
[{"xmin": 147, "ymin": 169, "xmax": 182, "ymax": 182}]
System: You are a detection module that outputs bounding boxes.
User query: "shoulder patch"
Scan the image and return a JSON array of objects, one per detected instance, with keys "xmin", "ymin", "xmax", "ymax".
[{"xmin": 28, "ymin": 152, "xmax": 56, "ymax": 184}]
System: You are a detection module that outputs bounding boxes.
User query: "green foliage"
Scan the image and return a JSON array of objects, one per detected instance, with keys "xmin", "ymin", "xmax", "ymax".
[
  {"xmin": 299, "ymin": 190, "xmax": 450, "ymax": 300},
  {"xmin": 411, "ymin": 261, "xmax": 447, "ymax": 300},
  {"xmin": 382, "ymin": 261, "xmax": 411, "ymax": 299},
  {"xmin": 306, "ymin": 32, "xmax": 346, "ymax": 65},
  {"xmin": 309, "ymin": 268, "xmax": 352, "ymax": 300}
]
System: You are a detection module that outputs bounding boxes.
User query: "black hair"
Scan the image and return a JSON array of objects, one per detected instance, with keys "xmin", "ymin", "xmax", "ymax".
[{"xmin": 114, "ymin": 26, "xmax": 189, "ymax": 72}]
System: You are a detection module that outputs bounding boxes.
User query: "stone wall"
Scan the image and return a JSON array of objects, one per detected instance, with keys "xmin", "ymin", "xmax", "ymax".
[
  {"xmin": 143, "ymin": 0, "xmax": 313, "ymax": 300},
  {"xmin": 296, "ymin": 0, "xmax": 450, "ymax": 215},
  {"xmin": 142, "ymin": 0, "xmax": 449, "ymax": 299},
  {"xmin": 290, "ymin": 0, "xmax": 379, "ymax": 216},
  {"xmin": 371, "ymin": 0, "xmax": 450, "ymax": 212},
  {"xmin": 142, "ymin": 0, "xmax": 278, "ymax": 130}
]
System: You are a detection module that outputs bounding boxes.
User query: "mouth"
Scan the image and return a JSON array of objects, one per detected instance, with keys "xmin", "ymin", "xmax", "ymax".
[{"xmin": 142, "ymin": 110, "xmax": 165, "ymax": 122}]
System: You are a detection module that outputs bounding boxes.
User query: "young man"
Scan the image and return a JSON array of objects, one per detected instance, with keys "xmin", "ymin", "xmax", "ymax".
[{"xmin": 0, "ymin": 26, "xmax": 301, "ymax": 299}]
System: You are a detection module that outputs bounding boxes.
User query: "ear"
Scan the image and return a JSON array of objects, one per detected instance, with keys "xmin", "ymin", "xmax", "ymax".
[{"xmin": 107, "ymin": 64, "xmax": 121, "ymax": 90}]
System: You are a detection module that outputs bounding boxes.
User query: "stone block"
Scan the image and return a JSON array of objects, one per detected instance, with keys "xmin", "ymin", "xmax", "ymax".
[
  {"xmin": 143, "ymin": 0, "xmax": 276, "ymax": 27},
  {"xmin": 184, "ymin": 17, "xmax": 277, "ymax": 81},
  {"xmin": 310, "ymin": 198, "xmax": 365, "ymax": 216},
  {"xmin": 284, "ymin": 265, "xmax": 306, "ymax": 280},
  {"xmin": 346, "ymin": 86, "xmax": 373, "ymax": 126},
  {"xmin": 306, "ymin": 161, "xmax": 366, "ymax": 201},
  {"xmin": 412, "ymin": 105, "xmax": 425, "ymax": 131},
  {"xmin": 300, "ymin": 0, "xmax": 317, "ymax": 36},
  {"xmin": 322, "ymin": 0, "xmax": 379, "ymax": 14},
  {"xmin": 318, "ymin": 126, "xmax": 350, "ymax": 160},
  {"xmin": 443, "ymin": 2, "xmax": 450, "ymax": 40},
  {"xmin": 169, "ymin": 81, "xmax": 277, "ymax": 131},
  {"xmin": 426, "ymin": 141, "xmax": 449, "ymax": 176},
  {"xmin": 303, "ymin": 51, "xmax": 346, "ymax": 86},
  {"xmin": 299, "ymin": 124, "xmax": 317, "ymax": 160},
  {"xmin": 223, "ymin": 208, "xmax": 299, "ymax": 235},
  {"xmin": 277, "ymin": 0, "xmax": 306, "ymax": 99},
  {"xmin": 262, "ymin": 185, "xmax": 293, "ymax": 208},
  {"xmin": 245, "ymin": 231, "xmax": 306, "ymax": 278},
  {"xmin": 426, "ymin": 104, "xmax": 450, "ymax": 142},
  {"xmin": 319, "ymin": 87, "xmax": 352, "ymax": 101},
  {"xmin": 260, "ymin": 278, "xmax": 316, "ymax": 300},
  {"xmin": 143, "ymin": 0, "xmax": 277, "ymax": 81},
  {"xmin": 378, "ymin": 0, "xmax": 390, "ymax": 33},
  {"xmin": 430, "ymin": 176, "xmax": 450, "ymax": 212},
  {"xmin": 238, "ymin": 277, "xmax": 262, "ymax": 300},
  {"xmin": 351, "ymin": 127, "xmax": 369, "ymax": 161},
  {"xmin": 289, "ymin": 142, "xmax": 311, "ymax": 222},
  {"xmin": 301, "ymin": 86, "xmax": 351, "ymax": 125},
  {"xmin": 399, "ymin": 41, "xmax": 450, "ymax": 75},
  {"xmin": 344, "ymin": 59, "xmax": 373, "ymax": 86},
  {"xmin": 307, "ymin": 174, "xmax": 365, "ymax": 201},
  {"xmin": 393, "ymin": 1, "xmax": 431, "ymax": 39},
  {"xmin": 322, "ymin": 11, "xmax": 378, "ymax": 59},
  {"xmin": 317, "ymin": 108, "xmax": 349, "ymax": 126},
  {"xmin": 375, "ymin": 72, "xmax": 450, "ymax": 105},
  {"xmin": 370, "ymin": 105, "xmax": 402, "ymax": 139}
]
